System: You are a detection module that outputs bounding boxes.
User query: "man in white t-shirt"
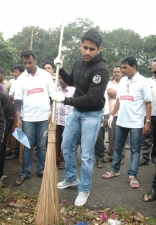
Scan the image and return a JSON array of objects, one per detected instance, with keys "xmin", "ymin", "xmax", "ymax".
[
  {"xmin": 9, "ymin": 64, "xmax": 25, "ymax": 101},
  {"xmin": 103, "ymin": 56, "xmax": 152, "ymax": 189},
  {"xmin": 14, "ymin": 50, "xmax": 54, "ymax": 186},
  {"xmin": 139, "ymin": 62, "xmax": 156, "ymax": 166}
]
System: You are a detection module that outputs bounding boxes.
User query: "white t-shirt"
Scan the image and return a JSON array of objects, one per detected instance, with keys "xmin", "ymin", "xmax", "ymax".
[
  {"xmin": 116, "ymin": 72, "xmax": 152, "ymax": 128},
  {"xmin": 148, "ymin": 76, "xmax": 156, "ymax": 116},
  {"xmin": 14, "ymin": 67, "xmax": 54, "ymax": 121},
  {"xmin": 9, "ymin": 72, "xmax": 26, "ymax": 95}
]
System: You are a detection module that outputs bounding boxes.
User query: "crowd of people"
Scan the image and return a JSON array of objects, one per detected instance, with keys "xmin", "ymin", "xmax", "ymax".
[{"xmin": 0, "ymin": 29, "xmax": 156, "ymax": 206}]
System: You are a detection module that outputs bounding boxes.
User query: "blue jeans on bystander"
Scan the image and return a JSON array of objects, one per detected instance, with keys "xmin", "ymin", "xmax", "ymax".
[
  {"xmin": 111, "ymin": 125, "xmax": 142, "ymax": 177},
  {"xmin": 21, "ymin": 120, "xmax": 48, "ymax": 177}
]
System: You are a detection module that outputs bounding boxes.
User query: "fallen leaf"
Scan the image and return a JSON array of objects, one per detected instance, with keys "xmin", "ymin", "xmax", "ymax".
[
  {"xmin": 60, "ymin": 207, "xmax": 67, "ymax": 216},
  {"xmin": 137, "ymin": 212, "xmax": 145, "ymax": 219}
]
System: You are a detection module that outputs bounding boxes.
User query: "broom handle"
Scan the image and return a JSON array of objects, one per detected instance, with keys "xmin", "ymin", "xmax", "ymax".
[{"xmin": 52, "ymin": 20, "xmax": 65, "ymax": 123}]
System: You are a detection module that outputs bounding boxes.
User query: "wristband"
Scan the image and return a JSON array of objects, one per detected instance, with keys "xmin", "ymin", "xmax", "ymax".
[{"xmin": 146, "ymin": 120, "xmax": 151, "ymax": 123}]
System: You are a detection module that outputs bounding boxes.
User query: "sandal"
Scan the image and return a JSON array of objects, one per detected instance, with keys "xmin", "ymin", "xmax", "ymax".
[
  {"xmin": 142, "ymin": 189, "xmax": 156, "ymax": 202},
  {"xmin": 6, "ymin": 154, "xmax": 18, "ymax": 160},
  {"xmin": 128, "ymin": 176, "xmax": 139, "ymax": 189},
  {"xmin": 103, "ymin": 171, "xmax": 120, "ymax": 179},
  {"xmin": 14, "ymin": 175, "xmax": 29, "ymax": 186},
  {"xmin": 103, "ymin": 157, "xmax": 112, "ymax": 163},
  {"xmin": 97, "ymin": 162, "xmax": 104, "ymax": 169},
  {"xmin": 58, "ymin": 162, "xmax": 65, "ymax": 170}
]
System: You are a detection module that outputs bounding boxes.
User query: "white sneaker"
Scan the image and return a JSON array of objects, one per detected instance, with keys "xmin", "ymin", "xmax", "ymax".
[
  {"xmin": 57, "ymin": 178, "xmax": 79, "ymax": 189},
  {"xmin": 75, "ymin": 191, "xmax": 90, "ymax": 206}
]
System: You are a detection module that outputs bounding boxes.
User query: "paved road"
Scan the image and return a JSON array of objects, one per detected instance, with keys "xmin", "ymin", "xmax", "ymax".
[{"xmin": 3, "ymin": 133, "xmax": 156, "ymax": 218}]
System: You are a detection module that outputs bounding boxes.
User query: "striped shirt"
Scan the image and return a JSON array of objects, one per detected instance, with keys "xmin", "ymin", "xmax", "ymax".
[{"xmin": 55, "ymin": 86, "xmax": 75, "ymax": 126}]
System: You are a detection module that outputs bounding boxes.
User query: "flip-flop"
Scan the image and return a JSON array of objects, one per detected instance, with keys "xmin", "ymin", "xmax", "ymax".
[
  {"xmin": 58, "ymin": 163, "xmax": 65, "ymax": 170},
  {"xmin": 142, "ymin": 189, "xmax": 156, "ymax": 202},
  {"xmin": 128, "ymin": 176, "xmax": 139, "ymax": 189},
  {"xmin": 6, "ymin": 154, "xmax": 18, "ymax": 160},
  {"xmin": 97, "ymin": 162, "xmax": 104, "ymax": 169},
  {"xmin": 103, "ymin": 171, "xmax": 120, "ymax": 179},
  {"xmin": 14, "ymin": 175, "xmax": 29, "ymax": 186}
]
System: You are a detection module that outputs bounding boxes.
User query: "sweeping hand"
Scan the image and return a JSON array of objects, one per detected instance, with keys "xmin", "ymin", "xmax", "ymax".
[
  {"xmin": 52, "ymin": 92, "xmax": 65, "ymax": 103},
  {"xmin": 54, "ymin": 56, "xmax": 63, "ymax": 69},
  {"xmin": 108, "ymin": 115, "xmax": 114, "ymax": 128}
]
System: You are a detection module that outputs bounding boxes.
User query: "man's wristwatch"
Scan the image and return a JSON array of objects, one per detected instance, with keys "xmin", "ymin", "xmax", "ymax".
[{"xmin": 146, "ymin": 119, "xmax": 151, "ymax": 123}]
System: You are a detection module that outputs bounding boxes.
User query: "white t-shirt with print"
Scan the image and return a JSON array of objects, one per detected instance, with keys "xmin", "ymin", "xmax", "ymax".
[
  {"xmin": 116, "ymin": 72, "xmax": 152, "ymax": 128},
  {"xmin": 15, "ymin": 67, "xmax": 54, "ymax": 121}
]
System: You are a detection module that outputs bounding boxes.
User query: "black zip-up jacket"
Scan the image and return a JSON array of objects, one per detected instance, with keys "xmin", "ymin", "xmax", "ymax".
[
  {"xmin": 0, "ymin": 92, "xmax": 14, "ymax": 143},
  {"xmin": 59, "ymin": 52, "xmax": 110, "ymax": 112}
]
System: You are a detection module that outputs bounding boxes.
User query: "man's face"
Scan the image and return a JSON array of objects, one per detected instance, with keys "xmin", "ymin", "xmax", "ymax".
[
  {"xmin": 0, "ymin": 73, "xmax": 4, "ymax": 82},
  {"xmin": 44, "ymin": 64, "xmax": 54, "ymax": 75},
  {"xmin": 113, "ymin": 67, "xmax": 122, "ymax": 81},
  {"xmin": 151, "ymin": 63, "xmax": 156, "ymax": 77},
  {"xmin": 22, "ymin": 56, "xmax": 36, "ymax": 74},
  {"xmin": 121, "ymin": 63, "xmax": 136, "ymax": 78},
  {"xmin": 58, "ymin": 76, "xmax": 66, "ymax": 86},
  {"xmin": 13, "ymin": 69, "xmax": 22, "ymax": 79},
  {"xmin": 80, "ymin": 40, "xmax": 101, "ymax": 62}
]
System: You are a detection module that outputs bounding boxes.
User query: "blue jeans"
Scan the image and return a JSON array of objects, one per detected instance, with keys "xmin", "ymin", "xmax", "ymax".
[
  {"xmin": 61, "ymin": 108, "xmax": 103, "ymax": 192},
  {"xmin": 111, "ymin": 125, "xmax": 142, "ymax": 177},
  {"xmin": 0, "ymin": 119, "xmax": 14, "ymax": 178},
  {"xmin": 22, "ymin": 120, "xmax": 48, "ymax": 177}
]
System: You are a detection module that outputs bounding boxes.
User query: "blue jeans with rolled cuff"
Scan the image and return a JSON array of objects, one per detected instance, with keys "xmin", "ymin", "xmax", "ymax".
[{"xmin": 111, "ymin": 125, "xmax": 142, "ymax": 177}]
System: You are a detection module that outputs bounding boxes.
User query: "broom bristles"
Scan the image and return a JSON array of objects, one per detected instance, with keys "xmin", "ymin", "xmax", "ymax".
[{"xmin": 35, "ymin": 122, "xmax": 59, "ymax": 225}]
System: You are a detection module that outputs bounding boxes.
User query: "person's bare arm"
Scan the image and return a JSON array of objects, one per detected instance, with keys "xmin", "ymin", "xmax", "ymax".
[
  {"xmin": 110, "ymin": 99, "xmax": 120, "ymax": 116},
  {"xmin": 107, "ymin": 88, "xmax": 117, "ymax": 99},
  {"xmin": 143, "ymin": 102, "xmax": 151, "ymax": 135}
]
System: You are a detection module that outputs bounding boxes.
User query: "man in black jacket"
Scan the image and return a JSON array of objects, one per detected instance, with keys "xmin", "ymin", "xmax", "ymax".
[
  {"xmin": 0, "ymin": 91, "xmax": 14, "ymax": 180},
  {"xmin": 53, "ymin": 29, "xmax": 110, "ymax": 206}
]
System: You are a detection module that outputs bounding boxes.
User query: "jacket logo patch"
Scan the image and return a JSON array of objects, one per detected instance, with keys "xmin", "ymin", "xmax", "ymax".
[{"xmin": 93, "ymin": 75, "xmax": 101, "ymax": 84}]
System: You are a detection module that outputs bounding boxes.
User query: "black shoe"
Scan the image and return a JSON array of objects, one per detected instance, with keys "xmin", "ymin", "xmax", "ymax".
[
  {"xmin": 139, "ymin": 160, "xmax": 149, "ymax": 167},
  {"xmin": 37, "ymin": 172, "xmax": 43, "ymax": 177}
]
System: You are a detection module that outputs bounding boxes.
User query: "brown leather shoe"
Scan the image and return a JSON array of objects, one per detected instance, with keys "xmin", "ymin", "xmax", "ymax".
[{"xmin": 103, "ymin": 157, "xmax": 112, "ymax": 163}]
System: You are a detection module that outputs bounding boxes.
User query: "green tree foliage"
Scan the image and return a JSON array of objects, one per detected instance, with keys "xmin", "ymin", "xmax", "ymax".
[
  {"xmin": 10, "ymin": 26, "xmax": 59, "ymax": 67},
  {"xmin": 61, "ymin": 17, "xmax": 101, "ymax": 71},
  {"xmin": 0, "ymin": 32, "xmax": 20, "ymax": 74},
  {"xmin": 139, "ymin": 35, "xmax": 156, "ymax": 77},
  {"xmin": 8, "ymin": 18, "xmax": 156, "ymax": 77},
  {"xmin": 101, "ymin": 29, "xmax": 143, "ymax": 75}
]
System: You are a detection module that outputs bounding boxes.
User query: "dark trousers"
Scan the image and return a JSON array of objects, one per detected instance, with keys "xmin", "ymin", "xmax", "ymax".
[
  {"xmin": 56, "ymin": 125, "xmax": 64, "ymax": 164},
  {"xmin": 141, "ymin": 116, "xmax": 156, "ymax": 161},
  {"xmin": 151, "ymin": 157, "xmax": 156, "ymax": 191},
  {"xmin": 151, "ymin": 124, "xmax": 156, "ymax": 158},
  {"xmin": 95, "ymin": 126, "xmax": 105, "ymax": 162},
  {"xmin": 108, "ymin": 116, "xmax": 125, "ymax": 159},
  {"xmin": 0, "ymin": 119, "xmax": 14, "ymax": 179}
]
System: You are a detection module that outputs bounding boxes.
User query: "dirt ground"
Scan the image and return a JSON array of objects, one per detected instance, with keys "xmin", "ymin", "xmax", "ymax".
[{"xmin": 2, "ymin": 132, "xmax": 156, "ymax": 218}]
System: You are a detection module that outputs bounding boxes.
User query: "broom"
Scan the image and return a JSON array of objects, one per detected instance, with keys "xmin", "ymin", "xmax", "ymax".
[{"xmin": 35, "ymin": 20, "xmax": 65, "ymax": 225}]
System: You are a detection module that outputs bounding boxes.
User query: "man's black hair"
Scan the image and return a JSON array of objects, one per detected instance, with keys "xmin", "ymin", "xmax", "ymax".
[
  {"xmin": 82, "ymin": 29, "xmax": 102, "ymax": 48},
  {"xmin": 113, "ymin": 65, "xmax": 122, "ymax": 71},
  {"xmin": 13, "ymin": 64, "xmax": 25, "ymax": 72},
  {"xmin": 21, "ymin": 50, "xmax": 37, "ymax": 60},
  {"xmin": 43, "ymin": 61, "xmax": 55, "ymax": 69},
  {"xmin": 121, "ymin": 56, "xmax": 137, "ymax": 69}
]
